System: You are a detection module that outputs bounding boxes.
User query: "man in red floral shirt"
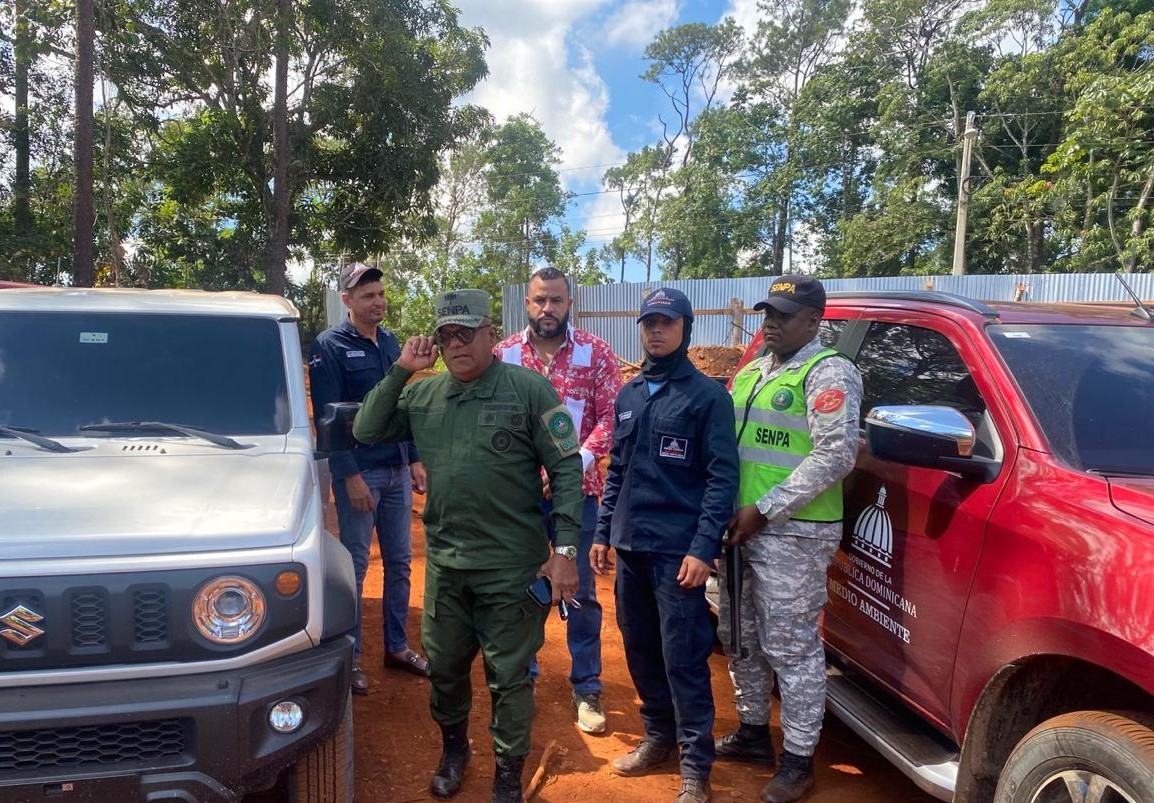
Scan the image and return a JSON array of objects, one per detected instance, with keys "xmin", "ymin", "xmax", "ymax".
[{"xmin": 499, "ymin": 266, "xmax": 622, "ymax": 735}]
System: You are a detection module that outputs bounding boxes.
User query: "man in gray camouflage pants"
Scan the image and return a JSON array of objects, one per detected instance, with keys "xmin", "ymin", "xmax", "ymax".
[{"xmin": 718, "ymin": 276, "xmax": 862, "ymax": 803}]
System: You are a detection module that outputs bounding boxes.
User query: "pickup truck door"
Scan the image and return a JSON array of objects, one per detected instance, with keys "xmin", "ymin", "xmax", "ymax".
[{"xmin": 821, "ymin": 311, "xmax": 1013, "ymax": 733}]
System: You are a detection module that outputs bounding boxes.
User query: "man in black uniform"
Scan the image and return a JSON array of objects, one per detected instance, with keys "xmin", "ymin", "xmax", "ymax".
[{"xmin": 591, "ymin": 288, "xmax": 740, "ymax": 803}]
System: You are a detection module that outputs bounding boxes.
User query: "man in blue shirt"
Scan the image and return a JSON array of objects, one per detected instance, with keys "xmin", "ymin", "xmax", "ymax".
[
  {"xmin": 591, "ymin": 288, "xmax": 740, "ymax": 803},
  {"xmin": 308, "ymin": 262, "xmax": 428, "ymax": 694}
]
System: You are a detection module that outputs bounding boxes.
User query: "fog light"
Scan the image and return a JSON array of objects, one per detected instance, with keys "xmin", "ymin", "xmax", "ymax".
[{"xmin": 269, "ymin": 701, "xmax": 304, "ymax": 734}]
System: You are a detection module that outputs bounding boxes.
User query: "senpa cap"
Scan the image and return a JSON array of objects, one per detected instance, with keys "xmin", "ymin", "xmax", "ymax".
[
  {"xmin": 753, "ymin": 275, "xmax": 826, "ymax": 314},
  {"xmin": 637, "ymin": 287, "xmax": 693, "ymax": 322},
  {"xmin": 340, "ymin": 262, "xmax": 383, "ymax": 291},
  {"xmin": 434, "ymin": 289, "xmax": 491, "ymax": 330}
]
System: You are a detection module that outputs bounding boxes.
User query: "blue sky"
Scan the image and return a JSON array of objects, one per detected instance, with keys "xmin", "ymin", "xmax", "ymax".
[{"xmin": 450, "ymin": 0, "xmax": 761, "ymax": 282}]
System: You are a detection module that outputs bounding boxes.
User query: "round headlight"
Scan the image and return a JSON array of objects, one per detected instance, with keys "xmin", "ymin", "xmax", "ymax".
[
  {"xmin": 193, "ymin": 576, "xmax": 266, "ymax": 644},
  {"xmin": 269, "ymin": 701, "xmax": 305, "ymax": 734}
]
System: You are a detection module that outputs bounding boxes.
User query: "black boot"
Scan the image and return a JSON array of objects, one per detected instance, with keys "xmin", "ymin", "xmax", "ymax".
[
  {"xmin": 430, "ymin": 721, "xmax": 470, "ymax": 799},
  {"xmin": 714, "ymin": 722, "xmax": 775, "ymax": 765},
  {"xmin": 491, "ymin": 753, "xmax": 525, "ymax": 803},
  {"xmin": 759, "ymin": 751, "xmax": 814, "ymax": 803}
]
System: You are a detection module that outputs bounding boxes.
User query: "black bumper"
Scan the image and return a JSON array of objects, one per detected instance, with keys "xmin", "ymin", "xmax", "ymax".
[{"xmin": 0, "ymin": 635, "xmax": 354, "ymax": 803}]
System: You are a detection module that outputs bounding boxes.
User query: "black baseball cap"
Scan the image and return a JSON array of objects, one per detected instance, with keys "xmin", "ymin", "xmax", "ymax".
[
  {"xmin": 637, "ymin": 287, "xmax": 694, "ymax": 322},
  {"xmin": 754, "ymin": 275, "xmax": 826, "ymax": 314},
  {"xmin": 339, "ymin": 262, "xmax": 383, "ymax": 291}
]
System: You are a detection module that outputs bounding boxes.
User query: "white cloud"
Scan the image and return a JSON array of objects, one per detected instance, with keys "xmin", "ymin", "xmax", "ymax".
[
  {"xmin": 453, "ymin": 0, "xmax": 626, "ymax": 192},
  {"xmin": 603, "ymin": 0, "xmax": 681, "ymax": 50},
  {"xmin": 724, "ymin": 0, "xmax": 763, "ymax": 36}
]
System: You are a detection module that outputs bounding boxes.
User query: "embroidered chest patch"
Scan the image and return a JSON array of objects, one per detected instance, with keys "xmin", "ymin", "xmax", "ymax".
[{"xmin": 658, "ymin": 436, "xmax": 688, "ymax": 460}]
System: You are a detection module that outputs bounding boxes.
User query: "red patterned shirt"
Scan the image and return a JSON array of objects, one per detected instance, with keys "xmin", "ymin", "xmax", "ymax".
[{"xmin": 498, "ymin": 326, "xmax": 622, "ymax": 498}]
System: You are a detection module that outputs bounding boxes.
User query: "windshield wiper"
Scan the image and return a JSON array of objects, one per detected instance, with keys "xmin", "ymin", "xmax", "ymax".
[
  {"xmin": 79, "ymin": 421, "xmax": 253, "ymax": 450},
  {"xmin": 0, "ymin": 425, "xmax": 82, "ymax": 453},
  {"xmin": 1087, "ymin": 468, "xmax": 1154, "ymax": 479}
]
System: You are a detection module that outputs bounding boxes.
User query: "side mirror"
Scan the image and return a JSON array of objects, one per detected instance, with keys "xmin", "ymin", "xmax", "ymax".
[
  {"xmin": 865, "ymin": 405, "xmax": 1000, "ymax": 482},
  {"xmin": 317, "ymin": 402, "xmax": 362, "ymax": 454}
]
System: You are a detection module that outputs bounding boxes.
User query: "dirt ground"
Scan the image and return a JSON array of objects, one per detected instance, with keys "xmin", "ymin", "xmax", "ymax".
[
  {"xmin": 318, "ymin": 494, "xmax": 938, "ymax": 803},
  {"xmin": 620, "ymin": 347, "xmax": 746, "ymax": 383}
]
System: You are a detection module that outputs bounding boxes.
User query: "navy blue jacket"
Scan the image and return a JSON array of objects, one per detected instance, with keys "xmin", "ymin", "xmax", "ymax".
[
  {"xmin": 308, "ymin": 318, "xmax": 418, "ymax": 481},
  {"xmin": 594, "ymin": 359, "xmax": 739, "ymax": 563}
]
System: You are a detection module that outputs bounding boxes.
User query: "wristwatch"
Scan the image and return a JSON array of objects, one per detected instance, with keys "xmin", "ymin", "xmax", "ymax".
[{"xmin": 554, "ymin": 545, "xmax": 578, "ymax": 560}]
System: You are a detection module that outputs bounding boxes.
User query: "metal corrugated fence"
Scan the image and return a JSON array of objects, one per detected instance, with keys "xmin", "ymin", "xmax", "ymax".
[{"xmin": 502, "ymin": 273, "xmax": 1154, "ymax": 363}]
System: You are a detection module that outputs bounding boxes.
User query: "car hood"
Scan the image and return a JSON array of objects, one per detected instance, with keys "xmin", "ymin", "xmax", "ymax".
[
  {"xmin": 1108, "ymin": 477, "xmax": 1154, "ymax": 527},
  {"xmin": 0, "ymin": 452, "xmax": 315, "ymax": 560}
]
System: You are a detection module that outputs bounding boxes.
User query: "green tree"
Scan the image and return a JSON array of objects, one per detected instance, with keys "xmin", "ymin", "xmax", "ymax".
[
  {"xmin": 101, "ymin": 0, "xmax": 487, "ymax": 291},
  {"xmin": 1042, "ymin": 5, "xmax": 1154, "ymax": 272},
  {"xmin": 641, "ymin": 19, "xmax": 743, "ymax": 277},
  {"xmin": 603, "ymin": 146, "xmax": 667, "ymax": 281},
  {"xmin": 475, "ymin": 113, "xmax": 569, "ymax": 284},
  {"xmin": 739, "ymin": 0, "xmax": 853, "ymax": 273}
]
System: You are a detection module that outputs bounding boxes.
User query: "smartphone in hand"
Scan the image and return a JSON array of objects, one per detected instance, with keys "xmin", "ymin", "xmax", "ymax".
[{"xmin": 526, "ymin": 576, "xmax": 552, "ymax": 607}]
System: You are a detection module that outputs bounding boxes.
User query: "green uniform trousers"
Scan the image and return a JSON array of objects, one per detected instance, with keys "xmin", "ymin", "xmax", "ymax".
[{"xmin": 423, "ymin": 561, "xmax": 547, "ymax": 757}]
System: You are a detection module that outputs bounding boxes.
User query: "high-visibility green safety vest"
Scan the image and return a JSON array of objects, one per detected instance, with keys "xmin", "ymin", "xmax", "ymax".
[{"xmin": 731, "ymin": 350, "xmax": 843, "ymax": 522}]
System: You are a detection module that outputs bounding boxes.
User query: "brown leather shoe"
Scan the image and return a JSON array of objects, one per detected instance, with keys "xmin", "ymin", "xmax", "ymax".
[
  {"xmin": 350, "ymin": 665, "xmax": 369, "ymax": 695},
  {"xmin": 675, "ymin": 777, "xmax": 711, "ymax": 803},
  {"xmin": 610, "ymin": 741, "xmax": 674, "ymax": 776},
  {"xmin": 385, "ymin": 648, "xmax": 430, "ymax": 677}
]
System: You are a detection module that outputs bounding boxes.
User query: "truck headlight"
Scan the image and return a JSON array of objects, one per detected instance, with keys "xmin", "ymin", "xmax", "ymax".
[{"xmin": 193, "ymin": 576, "xmax": 267, "ymax": 644}]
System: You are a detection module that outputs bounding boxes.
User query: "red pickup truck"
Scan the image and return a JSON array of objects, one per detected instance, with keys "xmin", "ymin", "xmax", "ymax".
[{"xmin": 728, "ymin": 290, "xmax": 1154, "ymax": 802}]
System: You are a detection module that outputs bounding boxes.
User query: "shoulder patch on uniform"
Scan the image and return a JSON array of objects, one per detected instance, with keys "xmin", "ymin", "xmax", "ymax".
[
  {"xmin": 308, "ymin": 355, "xmax": 322, "ymax": 368},
  {"xmin": 814, "ymin": 388, "xmax": 846, "ymax": 414},
  {"xmin": 541, "ymin": 405, "xmax": 580, "ymax": 457}
]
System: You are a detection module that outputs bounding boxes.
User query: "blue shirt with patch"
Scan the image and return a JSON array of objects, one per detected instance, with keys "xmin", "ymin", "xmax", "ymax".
[
  {"xmin": 308, "ymin": 318, "xmax": 418, "ymax": 480},
  {"xmin": 595, "ymin": 360, "xmax": 739, "ymax": 563}
]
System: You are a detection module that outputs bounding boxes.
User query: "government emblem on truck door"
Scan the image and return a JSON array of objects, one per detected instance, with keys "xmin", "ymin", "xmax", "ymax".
[
  {"xmin": 852, "ymin": 486, "xmax": 894, "ymax": 567},
  {"xmin": 0, "ymin": 604, "xmax": 45, "ymax": 646}
]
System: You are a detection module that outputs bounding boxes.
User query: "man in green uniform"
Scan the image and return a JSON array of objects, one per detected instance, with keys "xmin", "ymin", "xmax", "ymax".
[{"xmin": 353, "ymin": 289, "xmax": 583, "ymax": 803}]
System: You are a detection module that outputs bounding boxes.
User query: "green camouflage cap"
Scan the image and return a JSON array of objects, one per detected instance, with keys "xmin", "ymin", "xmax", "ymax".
[{"xmin": 434, "ymin": 289, "xmax": 491, "ymax": 329}]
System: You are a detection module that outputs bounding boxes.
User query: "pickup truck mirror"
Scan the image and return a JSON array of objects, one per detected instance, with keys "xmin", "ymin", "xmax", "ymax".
[
  {"xmin": 316, "ymin": 402, "xmax": 362, "ymax": 454},
  {"xmin": 865, "ymin": 405, "xmax": 1000, "ymax": 482}
]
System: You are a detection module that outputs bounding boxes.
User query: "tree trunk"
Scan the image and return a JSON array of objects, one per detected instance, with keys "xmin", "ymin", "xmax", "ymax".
[
  {"xmin": 268, "ymin": 0, "xmax": 290, "ymax": 297},
  {"xmin": 13, "ymin": 0, "xmax": 32, "ymax": 242},
  {"xmin": 645, "ymin": 230, "xmax": 653, "ymax": 281},
  {"xmin": 772, "ymin": 198, "xmax": 789, "ymax": 274},
  {"xmin": 101, "ymin": 90, "xmax": 122, "ymax": 285},
  {"xmin": 73, "ymin": 0, "xmax": 96, "ymax": 287}
]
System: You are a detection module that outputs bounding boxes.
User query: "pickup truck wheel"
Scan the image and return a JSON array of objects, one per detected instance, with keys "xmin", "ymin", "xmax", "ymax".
[
  {"xmin": 995, "ymin": 711, "xmax": 1154, "ymax": 803},
  {"xmin": 287, "ymin": 692, "xmax": 354, "ymax": 803}
]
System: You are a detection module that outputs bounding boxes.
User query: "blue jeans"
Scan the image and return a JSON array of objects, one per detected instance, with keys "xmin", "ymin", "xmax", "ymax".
[
  {"xmin": 616, "ymin": 548, "xmax": 716, "ymax": 780},
  {"xmin": 332, "ymin": 464, "xmax": 414, "ymax": 658},
  {"xmin": 530, "ymin": 495, "xmax": 602, "ymax": 695}
]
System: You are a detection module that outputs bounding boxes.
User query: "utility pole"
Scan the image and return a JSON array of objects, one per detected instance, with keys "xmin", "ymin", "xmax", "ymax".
[{"xmin": 951, "ymin": 111, "xmax": 978, "ymax": 276}]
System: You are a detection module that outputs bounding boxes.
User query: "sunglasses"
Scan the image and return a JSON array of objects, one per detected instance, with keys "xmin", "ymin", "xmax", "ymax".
[{"xmin": 434, "ymin": 325, "xmax": 491, "ymax": 347}]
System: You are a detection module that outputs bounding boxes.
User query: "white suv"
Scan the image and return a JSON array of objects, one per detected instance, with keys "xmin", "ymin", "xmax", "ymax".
[{"xmin": 0, "ymin": 288, "xmax": 356, "ymax": 803}]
